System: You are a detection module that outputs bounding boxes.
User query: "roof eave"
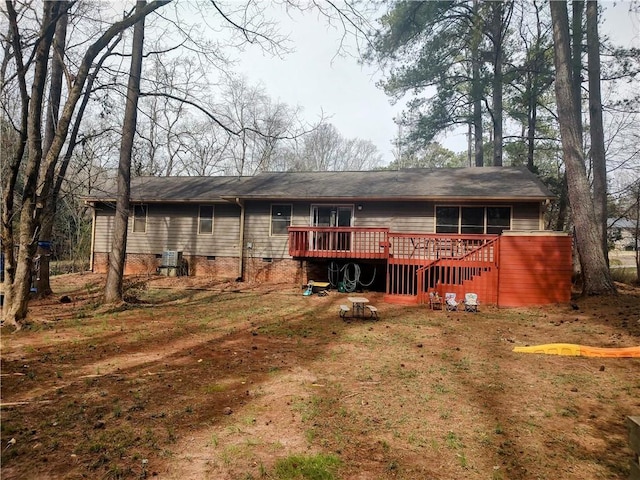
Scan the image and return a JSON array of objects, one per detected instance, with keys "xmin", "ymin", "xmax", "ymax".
[
  {"xmin": 221, "ymin": 195, "xmax": 552, "ymax": 202},
  {"xmin": 85, "ymin": 198, "xmax": 228, "ymax": 203}
]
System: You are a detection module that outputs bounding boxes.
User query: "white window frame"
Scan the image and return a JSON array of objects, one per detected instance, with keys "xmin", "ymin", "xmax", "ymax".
[
  {"xmin": 132, "ymin": 204, "xmax": 148, "ymax": 233},
  {"xmin": 198, "ymin": 205, "xmax": 214, "ymax": 235},
  {"xmin": 270, "ymin": 204, "xmax": 293, "ymax": 236},
  {"xmin": 310, "ymin": 204, "xmax": 354, "ymax": 227}
]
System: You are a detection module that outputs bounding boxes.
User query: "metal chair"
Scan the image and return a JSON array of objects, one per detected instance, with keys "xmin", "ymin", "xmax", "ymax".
[
  {"xmin": 463, "ymin": 293, "xmax": 479, "ymax": 312},
  {"xmin": 445, "ymin": 293, "xmax": 458, "ymax": 311}
]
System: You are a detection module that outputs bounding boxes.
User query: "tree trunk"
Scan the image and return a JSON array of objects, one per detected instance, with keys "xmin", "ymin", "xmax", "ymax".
[
  {"xmin": 2, "ymin": 1, "xmax": 168, "ymax": 328},
  {"xmin": 1, "ymin": 2, "xmax": 29, "ymax": 326},
  {"xmin": 526, "ymin": 5, "xmax": 544, "ymax": 173},
  {"xmin": 472, "ymin": 0, "xmax": 483, "ymax": 167},
  {"xmin": 3, "ymin": 1, "xmax": 61, "ymax": 327},
  {"xmin": 526, "ymin": 83, "xmax": 537, "ymax": 172},
  {"xmin": 550, "ymin": 0, "xmax": 616, "ymax": 295},
  {"xmin": 571, "ymin": 1, "xmax": 584, "ymax": 142},
  {"xmin": 634, "ymin": 185, "xmax": 640, "ymax": 283},
  {"xmin": 104, "ymin": 1, "xmax": 147, "ymax": 303},
  {"xmin": 36, "ymin": 2, "xmax": 69, "ymax": 298},
  {"xmin": 491, "ymin": 1, "xmax": 504, "ymax": 167},
  {"xmin": 36, "ymin": 17, "xmax": 121, "ymax": 298},
  {"xmin": 586, "ymin": 0, "xmax": 608, "ymax": 260},
  {"xmin": 492, "ymin": 51, "xmax": 503, "ymax": 167}
]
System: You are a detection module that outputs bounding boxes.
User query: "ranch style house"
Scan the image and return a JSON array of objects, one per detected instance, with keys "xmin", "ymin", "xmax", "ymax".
[{"xmin": 86, "ymin": 167, "xmax": 573, "ymax": 307}]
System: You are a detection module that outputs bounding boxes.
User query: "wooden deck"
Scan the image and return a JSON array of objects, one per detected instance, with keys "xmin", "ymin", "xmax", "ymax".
[
  {"xmin": 288, "ymin": 227, "xmax": 572, "ymax": 307},
  {"xmin": 288, "ymin": 227, "xmax": 390, "ymax": 259}
]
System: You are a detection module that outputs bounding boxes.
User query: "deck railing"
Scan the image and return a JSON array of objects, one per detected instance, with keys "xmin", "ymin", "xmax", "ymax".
[
  {"xmin": 386, "ymin": 233, "xmax": 498, "ymax": 264},
  {"xmin": 288, "ymin": 228, "xmax": 497, "ymax": 262},
  {"xmin": 384, "ymin": 234, "xmax": 499, "ymax": 304},
  {"xmin": 288, "ymin": 227, "xmax": 390, "ymax": 259}
]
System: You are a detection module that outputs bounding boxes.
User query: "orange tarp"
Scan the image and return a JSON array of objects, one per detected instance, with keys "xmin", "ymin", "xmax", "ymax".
[{"xmin": 513, "ymin": 343, "xmax": 640, "ymax": 358}]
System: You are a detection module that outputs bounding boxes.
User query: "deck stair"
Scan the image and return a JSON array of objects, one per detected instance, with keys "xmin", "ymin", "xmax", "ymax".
[{"xmin": 384, "ymin": 236, "xmax": 499, "ymax": 305}]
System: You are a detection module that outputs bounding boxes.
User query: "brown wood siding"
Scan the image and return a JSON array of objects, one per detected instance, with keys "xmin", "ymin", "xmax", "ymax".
[
  {"xmin": 93, "ymin": 208, "xmax": 115, "ymax": 252},
  {"xmin": 243, "ymin": 201, "xmax": 296, "ymax": 258},
  {"xmin": 511, "ymin": 203, "xmax": 542, "ymax": 230},
  {"xmin": 498, "ymin": 234, "xmax": 572, "ymax": 307},
  {"xmin": 92, "ymin": 203, "xmax": 240, "ymax": 257},
  {"xmin": 357, "ymin": 202, "xmax": 541, "ymax": 233},
  {"xmin": 288, "ymin": 201, "xmax": 435, "ymax": 232},
  {"xmin": 355, "ymin": 202, "xmax": 435, "ymax": 233}
]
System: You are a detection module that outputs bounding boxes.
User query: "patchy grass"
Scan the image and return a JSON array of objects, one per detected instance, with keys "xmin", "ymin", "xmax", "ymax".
[
  {"xmin": 272, "ymin": 453, "xmax": 342, "ymax": 480},
  {"xmin": 1, "ymin": 274, "xmax": 639, "ymax": 480},
  {"xmin": 611, "ymin": 267, "xmax": 638, "ymax": 284}
]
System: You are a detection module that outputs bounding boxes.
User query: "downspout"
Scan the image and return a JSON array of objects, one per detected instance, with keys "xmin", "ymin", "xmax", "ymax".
[
  {"xmin": 235, "ymin": 198, "xmax": 245, "ymax": 281},
  {"xmin": 89, "ymin": 203, "xmax": 96, "ymax": 272}
]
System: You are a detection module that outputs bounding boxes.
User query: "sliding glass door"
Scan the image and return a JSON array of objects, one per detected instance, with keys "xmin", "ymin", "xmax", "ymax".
[{"xmin": 312, "ymin": 205, "xmax": 353, "ymax": 251}]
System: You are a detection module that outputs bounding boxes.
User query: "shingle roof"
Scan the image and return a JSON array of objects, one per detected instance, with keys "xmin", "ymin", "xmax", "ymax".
[
  {"xmin": 86, "ymin": 176, "xmax": 252, "ymax": 203},
  {"xmin": 86, "ymin": 167, "xmax": 552, "ymax": 203},
  {"xmin": 231, "ymin": 167, "xmax": 552, "ymax": 201}
]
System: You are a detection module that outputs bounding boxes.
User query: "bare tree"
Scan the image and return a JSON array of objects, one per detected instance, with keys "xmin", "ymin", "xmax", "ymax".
[
  {"xmin": 179, "ymin": 120, "xmax": 230, "ymax": 176},
  {"xmin": 2, "ymin": 1, "xmax": 65, "ymax": 326},
  {"xmin": 0, "ymin": 0, "xmax": 387, "ymax": 326},
  {"xmin": 287, "ymin": 123, "xmax": 383, "ymax": 172},
  {"xmin": 104, "ymin": 1, "xmax": 147, "ymax": 304},
  {"xmin": 205, "ymin": 74, "xmax": 308, "ymax": 176},
  {"xmin": 135, "ymin": 54, "xmax": 206, "ymax": 176},
  {"xmin": 2, "ymin": 0, "xmax": 170, "ymax": 328}
]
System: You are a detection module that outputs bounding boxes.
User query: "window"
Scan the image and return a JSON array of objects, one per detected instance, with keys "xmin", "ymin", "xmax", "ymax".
[
  {"xmin": 271, "ymin": 204, "xmax": 292, "ymax": 235},
  {"xmin": 461, "ymin": 207, "xmax": 484, "ymax": 234},
  {"xmin": 436, "ymin": 206, "xmax": 511, "ymax": 234},
  {"xmin": 312, "ymin": 205, "xmax": 352, "ymax": 227},
  {"xmin": 435, "ymin": 207, "xmax": 459, "ymax": 233},
  {"xmin": 198, "ymin": 205, "xmax": 214, "ymax": 234},
  {"xmin": 132, "ymin": 204, "xmax": 147, "ymax": 233},
  {"xmin": 486, "ymin": 207, "xmax": 511, "ymax": 234}
]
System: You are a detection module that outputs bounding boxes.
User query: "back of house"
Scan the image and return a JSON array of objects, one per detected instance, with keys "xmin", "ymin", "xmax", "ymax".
[{"xmin": 86, "ymin": 167, "xmax": 572, "ymax": 307}]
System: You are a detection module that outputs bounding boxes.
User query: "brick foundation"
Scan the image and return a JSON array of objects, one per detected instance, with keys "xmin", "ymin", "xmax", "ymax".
[
  {"xmin": 93, "ymin": 252, "xmax": 159, "ymax": 275},
  {"xmin": 92, "ymin": 252, "xmax": 314, "ymax": 284},
  {"xmin": 187, "ymin": 256, "xmax": 238, "ymax": 280},
  {"xmin": 243, "ymin": 257, "xmax": 306, "ymax": 284}
]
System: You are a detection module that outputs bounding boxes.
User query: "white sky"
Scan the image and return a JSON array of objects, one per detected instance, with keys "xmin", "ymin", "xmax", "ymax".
[{"xmin": 235, "ymin": 2, "xmax": 640, "ymax": 165}]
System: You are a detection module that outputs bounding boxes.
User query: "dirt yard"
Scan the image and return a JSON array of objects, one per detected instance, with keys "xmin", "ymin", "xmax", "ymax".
[{"xmin": 1, "ymin": 273, "xmax": 639, "ymax": 480}]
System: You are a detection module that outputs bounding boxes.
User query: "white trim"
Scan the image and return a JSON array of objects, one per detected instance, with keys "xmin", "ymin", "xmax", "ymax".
[
  {"xmin": 132, "ymin": 204, "xmax": 148, "ymax": 233},
  {"xmin": 198, "ymin": 205, "xmax": 215, "ymax": 235},
  {"xmin": 270, "ymin": 203, "xmax": 293, "ymax": 236},
  {"xmin": 310, "ymin": 204, "xmax": 354, "ymax": 227}
]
